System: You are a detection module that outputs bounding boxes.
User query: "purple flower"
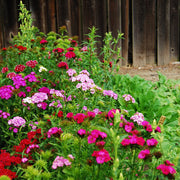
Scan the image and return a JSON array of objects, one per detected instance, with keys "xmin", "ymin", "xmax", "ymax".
[
  {"xmin": 12, "ymin": 74, "xmax": 26, "ymax": 89},
  {"xmin": 0, "ymin": 85, "xmax": 14, "ymax": 100},
  {"xmin": 24, "ymin": 72, "xmax": 37, "ymax": 82}
]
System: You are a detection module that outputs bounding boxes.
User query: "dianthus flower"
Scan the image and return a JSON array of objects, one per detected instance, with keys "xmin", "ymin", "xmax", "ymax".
[
  {"xmin": 17, "ymin": 91, "xmax": 26, "ymax": 97},
  {"xmin": 31, "ymin": 92, "xmax": 48, "ymax": 103},
  {"xmin": 6, "ymin": 72, "xmax": 16, "ymax": 79},
  {"xmin": 66, "ymin": 112, "xmax": 74, "ymax": 119},
  {"xmin": 14, "ymin": 64, "xmax": 26, "ymax": 72},
  {"xmin": 107, "ymin": 109, "xmax": 119, "ymax": 119},
  {"xmin": 121, "ymin": 135, "xmax": 145, "ymax": 146},
  {"xmin": 81, "ymin": 46, "xmax": 88, "ymax": 51},
  {"xmin": 78, "ymin": 129, "xmax": 86, "ymax": 136},
  {"xmin": 50, "ymin": 89, "xmax": 64, "ymax": 98},
  {"xmin": 157, "ymin": 160, "xmax": 176, "ymax": 176},
  {"xmin": 49, "ymin": 100, "xmax": 62, "ymax": 108},
  {"xmin": 47, "ymin": 127, "xmax": 63, "ymax": 138},
  {"xmin": 25, "ymin": 144, "xmax": 40, "ymax": 154},
  {"xmin": 12, "ymin": 74, "xmax": 26, "ymax": 89},
  {"xmin": 124, "ymin": 122, "xmax": 135, "ymax": 133},
  {"xmin": 52, "ymin": 156, "xmax": 71, "ymax": 169},
  {"xmin": 73, "ymin": 113, "xmax": 87, "ymax": 124},
  {"xmin": 40, "ymin": 39, "xmax": 48, "ymax": 44},
  {"xmin": 24, "ymin": 72, "xmax": 37, "ymax": 82},
  {"xmin": 26, "ymin": 60, "xmax": 38, "ymax": 68},
  {"xmin": 0, "ymin": 85, "xmax": 14, "ymax": 99},
  {"xmin": 0, "ymin": 110, "xmax": 10, "ymax": 119},
  {"xmin": 138, "ymin": 149, "xmax": 150, "ymax": 159},
  {"xmin": 38, "ymin": 87, "xmax": 50, "ymax": 95},
  {"xmin": 25, "ymin": 86, "xmax": 31, "ymax": 92},
  {"xmin": 130, "ymin": 112, "xmax": 144, "ymax": 125},
  {"xmin": 39, "ymin": 65, "xmax": 47, "ymax": 72},
  {"xmin": 17, "ymin": 45, "xmax": 27, "ymax": 51},
  {"xmin": 146, "ymin": 138, "xmax": 158, "ymax": 147},
  {"xmin": 66, "ymin": 69, "xmax": 76, "ymax": 77},
  {"xmin": 8, "ymin": 116, "xmax": 26, "ymax": 128},
  {"xmin": 92, "ymin": 149, "xmax": 111, "ymax": 164},
  {"xmin": 87, "ymin": 111, "xmax": 96, "ymax": 120},
  {"xmin": 103, "ymin": 90, "xmax": 118, "ymax": 100},
  {"xmin": 65, "ymin": 51, "xmax": 76, "ymax": 59},
  {"xmin": 141, "ymin": 121, "xmax": 153, "ymax": 132},
  {"xmin": 88, "ymin": 130, "xmax": 107, "ymax": 144},
  {"xmin": 57, "ymin": 61, "xmax": 69, "ymax": 69},
  {"xmin": 122, "ymin": 94, "xmax": 135, "ymax": 103},
  {"xmin": 52, "ymin": 47, "xmax": 64, "ymax": 53},
  {"xmin": 37, "ymin": 102, "xmax": 48, "ymax": 110},
  {"xmin": 1, "ymin": 67, "xmax": 8, "ymax": 73}
]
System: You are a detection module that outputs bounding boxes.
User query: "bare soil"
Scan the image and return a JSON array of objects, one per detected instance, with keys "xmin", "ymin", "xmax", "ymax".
[{"xmin": 118, "ymin": 62, "xmax": 180, "ymax": 82}]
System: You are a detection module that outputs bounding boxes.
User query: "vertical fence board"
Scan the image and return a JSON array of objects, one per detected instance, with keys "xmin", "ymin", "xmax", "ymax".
[
  {"xmin": 55, "ymin": 0, "xmax": 69, "ymax": 33},
  {"xmin": 170, "ymin": 0, "xmax": 179, "ymax": 62},
  {"xmin": 132, "ymin": 0, "xmax": 146, "ymax": 66},
  {"xmin": 108, "ymin": 0, "xmax": 122, "ymax": 64},
  {"xmin": 157, "ymin": 0, "xmax": 170, "ymax": 65},
  {"xmin": 145, "ymin": 0, "xmax": 156, "ymax": 65},
  {"xmin": 69, "ymin": 0, "xmax": 81, "ymax": 39},
  {"xmin": 121, "ymin": 0, "xmax": 129, "ymax": 66},
  {"xmin": 46, "ymin": 0, "xmax": 56, "ymax": 33},
  {"xmin": 2, "ymin": 0, "xmax": 18, "ymax": 47}
]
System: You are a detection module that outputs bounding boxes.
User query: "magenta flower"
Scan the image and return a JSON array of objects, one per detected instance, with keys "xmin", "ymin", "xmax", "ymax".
[
  {"xmin": 138, "ymin": 149, "xmax": 150, "ymax": 159},
  {"xmin": 92, "ymin": 149, "xmax": 111, "ymax": 164},
  {"xmin": 66, "ymin": 112, "xmax": 74, "ymax": 119},
  {"xmin": 147, "ymin": 138, "xmax": 158, "ymax": 147},
  {"xmin": 78, "ymin": 129, "xmax": 86, "ymax": 136},
  {"xmin": 73, "ymin": 113, "xmax": 87, "ymax": 124},
  {"xmin": 37, "ymin": 102, "xmax": 48, "ymax": 110},
  {"xmin": 47, "ymin": 127, "xmax": 63, "ymax": 138},
  {"xmin": 157, "ymin": 161, "xmax": 176, "ymax": 175}
]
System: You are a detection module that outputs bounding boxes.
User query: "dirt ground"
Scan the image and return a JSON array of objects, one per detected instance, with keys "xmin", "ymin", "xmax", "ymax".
[{"xmin": 118, "ymin": 62, "xmax": 180, "ymax": 82}]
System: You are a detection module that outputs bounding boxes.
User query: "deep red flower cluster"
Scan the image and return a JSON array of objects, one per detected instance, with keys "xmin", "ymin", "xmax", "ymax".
[
  {"xmin": 65, "ymin": 48, "xmax": 76, "ymax": 59},
  {"xmin": 52, "ymin": 48, "xmax": 64, "ymax": 54},
  {"xmin": 17, "ymin": 45, "xmax": 27, "ymax": 51},
  {"xmin": 26, "ymin": 60, "xmax": 38, "ymax": 68},
  {"xmin": 73, "ymin": 113, "xmax": 88, "ymax": 124},
  {"xmin": 57, "ymin": 62, "xmax": 69, "ymax": 69},
  {"xmin": 57, "ymin": 110, "xmax": 63, "ymax": 118},
  {"xmin": 14, "ymin": 64, "xmax": 26, "ymax": 72},
  {"xmin": 1, "ymin": 67, "xmax": 8, "ymax": 73},
  {"xmin": 2, "ymin": 47, "xmax": 7, "ymax": 51},
  {"xmin": 0, "ymin": 150, "xmax": 21, "ymax": 179}
]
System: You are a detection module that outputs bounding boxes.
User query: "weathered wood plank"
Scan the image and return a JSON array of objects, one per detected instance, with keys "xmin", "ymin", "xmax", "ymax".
[
  {"xmin": 46, "ymin": 0, "xmax": 56, "ymax": 32},
  {"xmin": 1, "ymin": 0, "xmax": 18, "ymax": 47},
  {"xmin": 157, "ymin": 0, "xmax": 170, "ymax": 65},
  {"xmin": 108, "ymin": 0, "xmax": 122, "ymax": 64},
  {"xmin": 132, "ymin": 0, "xmax": 146, "ymax": 67},
  {"xmin": 145, "ymin": 0, "xmax": 156, "ymax": 65},
  {"xmin": 121, "ymin": 0, "xmax": 129, "ymax": 66},
  {"xmin": 170, "ymin": 0, "xmax": 179, "ymax": 62}
]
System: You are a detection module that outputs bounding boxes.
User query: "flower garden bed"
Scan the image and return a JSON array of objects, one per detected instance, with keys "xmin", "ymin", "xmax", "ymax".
[{"xmin": 0, "ymin": 1, "xmax": 180, "ymax": 180}]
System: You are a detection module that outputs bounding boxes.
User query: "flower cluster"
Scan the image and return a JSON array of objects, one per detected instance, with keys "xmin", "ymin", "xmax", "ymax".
[
  {"xmin": 65, "ymin": 47, "xmax": 76, "ymax": 59},
  {"xmin": 146, "ymin": 138, "xmax": 158, "ymax": 147},
  {"xmin": 138, "ymin": 149, "xmax": 150, "ymax": 159},
  {"xmin": 66, "ymin": 68, "xmax": 76, "ymax": 77},
  {"xmin": 88, "ymin": 129, "xmax": 107, "ymax": 144},
  {"xmin": 47, "ymin": 127, "xmax": 63, "ymax": 138},
  {"xmin": 121, "ymin": 135, "xmax": 145, "ymax": 146},
  {"xmin": 130, "ymin": 112, "xmax": 145, "ymax": 125},
  {"xmin": 1, "ymin": 67, "xmax": 8, "ymax": 73},
  {"xmin": 92, "ymin": 149, "xmax": 111, "ymax": 164},
  {"xmin": 0, "ymin": 85, "xmax": 14, "ymax": 100},
  {"xmin": 57, "ymin": 61, "xmax": 69, "ymax": 69},
  {"xmin": 73, "ymin": 113, "xmax": 87, "ymax": 124},
  {"xmin": 157, "ymin": 160, "xmax": 176, "ymax": 176},
  {"xmin": 14, "ymin": 64, "xmax": 26, "ymax": 72},
  {"xmin": 6, "ymin": 72, "xmax": 16, "ymax": 79},
  {"xmin": 12, "ymin": 74, "xmax": 26, "ymax": 89},
  {"xmin": 31, "ymin": 92, "xmax": 48, "ymax": 103},
  {"xmin": 40, "ymin": 39, "xmax": 48, "ymax": 44},
  {"xmin": 0, "ymin": 110, "xmax": 10, "ymax": 119},
  {"xmin": 8, "ymin": 116, "xmax": 26, "ymax": 133},
  {"xmin": 141, "ymin": 120, "xmax": 153, "ymax": 132},
  {"xmin": 26, "ymin": 60, "xmax": 38, "ymax": 68},
  {"xmin": 52, "ymin": 155, "xmax": 73, "ymax": 169},
  {"xmin": 122, "ymin": 94, "xmax": 135, "ymax": 103},
  {"xmin": 103, "ymin": 90, "xmax": 118, "ymax": 100},
  {"xmin": 25, "ymin": 144, "xmax": 40, "ymax": 154},
  {"xmin": 24, "ymin": 72, "xmax": 37, "ymax": 82}
]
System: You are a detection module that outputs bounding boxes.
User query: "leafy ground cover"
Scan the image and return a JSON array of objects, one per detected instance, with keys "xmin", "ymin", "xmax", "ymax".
[{"xmin": 0, "ymin": 1, "xmax": 180, "ymax": 180}]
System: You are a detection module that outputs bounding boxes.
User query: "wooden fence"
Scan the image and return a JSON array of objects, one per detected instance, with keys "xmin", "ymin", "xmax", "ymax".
[{"xmin": 0, "ymin": 0, "xmax": 179, "ymax": 66}]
